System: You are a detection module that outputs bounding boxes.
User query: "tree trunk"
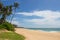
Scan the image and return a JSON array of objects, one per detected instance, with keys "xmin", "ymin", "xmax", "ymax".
[{"xmin": 0, "ymin": 12, "xmax": 6, "ymax": 24}]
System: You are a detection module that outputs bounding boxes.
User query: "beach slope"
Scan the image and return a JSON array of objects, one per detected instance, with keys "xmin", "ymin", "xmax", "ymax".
[{"xmin": 15, "ymin": 28, "xmax": 60, "ymax": 40}]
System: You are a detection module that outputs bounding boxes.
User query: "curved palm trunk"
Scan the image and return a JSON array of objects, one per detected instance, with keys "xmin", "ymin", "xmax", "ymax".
[
  {"xmin": 10, "ymin": 8, "xmax": 16, "ymax": 23},
  {"xmin": 10, "ymin": 2, "xmax": 19, "ymax": 23}
]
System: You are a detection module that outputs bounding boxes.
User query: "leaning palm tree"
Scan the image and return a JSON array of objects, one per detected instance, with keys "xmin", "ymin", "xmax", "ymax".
[
  {"xmin": 0, "ymin": 2, "xmax": 19, "ymax": 24},
  {"xmin": 0, "ymin": 5, "xmax": 12, "ymax": 24},
  {"xmin": 0, "ymin": 2, "xmax": 3, "ymax": 15},
  {"xmin": 10, "ymin": 2, "xmax": 19, "ymax": 23},
  {"xmin": 0, "ymin": 2, "xmax": 4, "ymax": 24}
]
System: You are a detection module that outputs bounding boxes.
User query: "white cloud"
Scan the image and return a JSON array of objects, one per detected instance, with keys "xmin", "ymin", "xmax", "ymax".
[
  {"xmin": 7, "ymin": 18, "xmax": 21, "ymax": 27},
  {"xmin": 17, "ymin": 12, "xmax": 33, "ymax": 16},
  {"xmin": 18, "ymin": 10, "xmax": 60, "ymax": 18},
  {"xmin": 11, "ymin": 20, "xmax": 20, "ymax": 25},
  {"xmin": 17, "ymin": 10, "xmax": 60, "ymax": 21},
  {"xmin": 17, "ymin": 10, "xmax": 60, "ymax": 28},
  {"xmin": 11, "ymin": 18, "xmax": 21, "ymax": 27}
]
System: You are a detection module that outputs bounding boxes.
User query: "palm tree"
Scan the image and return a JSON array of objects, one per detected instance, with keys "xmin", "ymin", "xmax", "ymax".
[
  {"xmin": 0, "ymin": 5, "xmax": 12, "ymax": 24},
  {"xmin": 0, "ymin": 2, "xmax": 4, "ymax": 24},
  {"xmin": 10, "ymin": 2, "xmax": 19, "ymax": 23},
  {"xmin": 0, "ymin": 2, "xmax": 19, "ymax": 24},
  {"xmin": 0, "ymin": 2, "xmax": 3, "ymax": 15}
]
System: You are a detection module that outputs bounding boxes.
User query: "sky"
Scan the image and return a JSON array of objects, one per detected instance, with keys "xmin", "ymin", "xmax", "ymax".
[{"xmin": 1, "ymin": 0, "xmax": 60, "ymax": 28}]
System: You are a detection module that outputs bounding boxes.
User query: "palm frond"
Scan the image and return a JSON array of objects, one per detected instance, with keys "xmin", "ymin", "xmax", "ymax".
[{"xmin": 14, "ymin": 2, "xmax": 19, "ymax": 8}]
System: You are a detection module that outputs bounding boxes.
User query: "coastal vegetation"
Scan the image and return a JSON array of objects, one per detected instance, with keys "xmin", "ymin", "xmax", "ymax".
[
  {"xmin": 0, "ymin": 31, "xmax": 25, "ymax": 40},
  {"xmin": 0, "ymin": 1, "xmax": 25, "ymax": 40},
  {"xmin": 0, "ymin": 0, "xmax": 18, "ymax": 31}
]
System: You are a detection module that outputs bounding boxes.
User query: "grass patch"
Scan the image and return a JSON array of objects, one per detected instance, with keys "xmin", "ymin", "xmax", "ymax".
[{"xmin": 0, "ymin": 31, "xmax": 25, "ymax": 40}]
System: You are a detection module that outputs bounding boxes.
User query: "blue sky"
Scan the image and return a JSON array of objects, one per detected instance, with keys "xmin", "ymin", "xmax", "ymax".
[{"xmin": 2, "ymin": 0, "xmax": 60, "ymax": 28}]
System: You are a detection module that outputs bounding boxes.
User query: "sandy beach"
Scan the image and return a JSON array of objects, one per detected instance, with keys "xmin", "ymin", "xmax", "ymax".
[{"xmin": 15, "ymin": 28, "xmax": 60, "ymax": 40}]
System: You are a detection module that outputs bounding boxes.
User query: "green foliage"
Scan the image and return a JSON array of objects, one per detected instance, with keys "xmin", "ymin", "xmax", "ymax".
[
  {"xmin": 0, "ymin": 2, "xmax": 19, "ymax": 24},
  {"xmin": 14, "ymin": 2, "xmax": 19, "ymax": 8},
  {"xmin": 0, "ymin": 24, "xmax": 5, "ymax": 29},
  {"xmin": 0, "ymin": 2, "xmax": 19, "ymax": 31},
  {"xmin": 0, "ymin": 32, "xmax": 25, "ymax": 40},
  {"xmin": 0, "ymin": 22, "xmax": 15, "ymax": 31}
]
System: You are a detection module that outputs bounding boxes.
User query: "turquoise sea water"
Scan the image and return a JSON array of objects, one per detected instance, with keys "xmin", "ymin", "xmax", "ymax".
[{"xmin": 26, "ymin": 28, "xmax": 60, "ymax": 32}]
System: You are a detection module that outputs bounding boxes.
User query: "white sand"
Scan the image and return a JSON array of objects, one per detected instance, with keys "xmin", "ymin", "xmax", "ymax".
[{"xmin": 15, "ymin": 28, "xmax": 60, "ymax": 40}]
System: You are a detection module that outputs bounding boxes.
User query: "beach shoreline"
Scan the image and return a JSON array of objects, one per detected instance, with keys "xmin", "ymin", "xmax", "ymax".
[{"xmin": 15, "ymin": 28, "xmax": 60, "ymax": 40}]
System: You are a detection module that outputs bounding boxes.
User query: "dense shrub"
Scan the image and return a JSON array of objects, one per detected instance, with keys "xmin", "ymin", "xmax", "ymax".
[
  {"xmin": 0, "ymin": 22, "xmax": 15, "ymax": 31},
  {"xmin": 0, "ymin": 24, "xmax": 5, "ymax": 29}
]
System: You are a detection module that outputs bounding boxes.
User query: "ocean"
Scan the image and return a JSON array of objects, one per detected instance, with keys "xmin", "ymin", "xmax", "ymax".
[{"xmin": 26, "ymin": 28, "xmax": 60, "ymax": 32}]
